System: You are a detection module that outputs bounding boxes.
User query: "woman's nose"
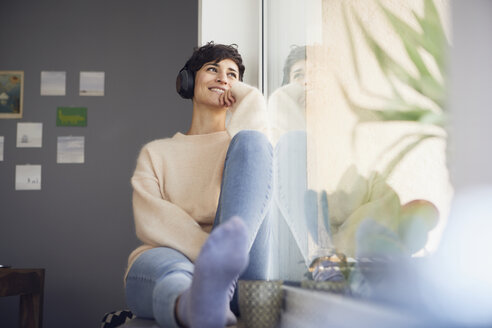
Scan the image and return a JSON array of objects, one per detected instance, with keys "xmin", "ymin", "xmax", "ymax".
[{"xmin": 216, "ymin": 72, "xmax": 228, "ymax": 84}]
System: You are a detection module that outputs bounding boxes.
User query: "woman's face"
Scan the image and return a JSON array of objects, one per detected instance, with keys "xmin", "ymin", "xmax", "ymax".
[
  {"xmin": 289, "ymin": 59, "xmax": 306, "ymax": 86},
  {"xmin": 193, "ymin": 58, "xmax": 240, "ymax": 109}
]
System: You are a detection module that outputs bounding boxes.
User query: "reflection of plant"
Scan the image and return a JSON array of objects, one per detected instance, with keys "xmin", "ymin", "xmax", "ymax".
[
  {"xmin": 302, "ymin": 168, "xmax": 439, "ymax": 287},
  {"xmin": 306, "ymin": 166, "xmax": 439, "ymax": 261},
  {"xmin": 341, "ymin": 0, "xmax": 449, "ymax": 179},
  {"xmin": 304, "ymin": 189, "xmax": 330, "ymax": 248},
  {"xmin": 301, "ymin": 1, "xmax": 447, "ymax": 283}
]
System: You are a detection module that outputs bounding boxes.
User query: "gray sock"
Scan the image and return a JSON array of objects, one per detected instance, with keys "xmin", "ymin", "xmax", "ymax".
[{"xmin": 176, "ymin": 217, "xmax": 249, "ymax": 328}]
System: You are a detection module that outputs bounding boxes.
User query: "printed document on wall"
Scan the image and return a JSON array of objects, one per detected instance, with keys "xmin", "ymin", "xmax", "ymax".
[
  {"xmin": 41, "ymin": 71, "xmax": 66, "ymax": 96},
  {"xmin": 57, "ymin": 136, "xmax": 84, "ymax": 163},
  {"xmin": 15, "ymin": 165, "xmax": 41, "ymax": 190},
  {"xmin": 80, "ymin": 71, "xmax": 105, "ymax": 96},
  {"xmin": 17, "ymin": 123, "xmax": 43, "ymax": 148}
]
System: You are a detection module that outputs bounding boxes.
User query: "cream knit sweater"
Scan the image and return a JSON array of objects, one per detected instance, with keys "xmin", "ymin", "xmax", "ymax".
[{"xmin": 126, "ymin": 82, "xmax": 269, "ymax": 278}]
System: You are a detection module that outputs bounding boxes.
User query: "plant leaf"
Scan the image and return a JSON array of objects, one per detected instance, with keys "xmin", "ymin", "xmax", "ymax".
[
  {"xmin": 341, "ymin": 83, "xmax": 444, "ymax": 126},
  {"xmin": 381, "ymin": 134, "xmax": 437, "ymax": 179},
  {"xmin": 353, "ymin": 10, "xmax": 444, "ymax": 107},
  {"xmin": 356, "ymin": 218, "xmax": 407, "ymax": 258},
  {"xmin": 320, "ymin": 190, "xmax": 331, "ymax": 239},
  {"xmin": 342, "ymin": 5, "xmax": 399, "ymax": 101},
  {"xmin": 398, "ymin": 200, "xmax": 439, "ymax": 253},
  {"xmin": 371, "ymin": 132, "xmax": 445, "ymax": 170},
  {"xmin": 378, "ymin": 2, "xmax": 445, "ymax": 108},
  {"xmin": 342, "ymin": 3, "xmax": 362, "ymax": 83},
  {"xmin": 413, "ymin": 0, "xmax": 448, "ymax": 74},
  {"xmin": 379, "ymin": 2, "xmax": 431, "ymax": 78}
]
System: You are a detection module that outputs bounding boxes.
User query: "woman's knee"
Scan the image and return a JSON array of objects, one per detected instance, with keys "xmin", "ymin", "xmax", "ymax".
[
  {"xmin": 127, "ymin": 247, "xmax": 193, "ymax": 282},
  {"xmin": 229, "ymin": 130, "xmax": 272, "ymax": 159}
]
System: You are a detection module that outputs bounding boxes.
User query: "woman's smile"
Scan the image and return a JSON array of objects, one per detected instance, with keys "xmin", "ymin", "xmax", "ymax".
[{"xmin": 209, "ymin": 87, "xmax": 226, "ymax": 94}]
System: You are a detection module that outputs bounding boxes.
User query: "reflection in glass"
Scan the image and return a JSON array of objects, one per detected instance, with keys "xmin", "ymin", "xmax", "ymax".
[
  {"xmin": 266, "ymin": 0, "xmax": 452, "ymax": 291},
  {"xmin": 264, "ymin": 0, "xmax": 492, "ymax": 326}
]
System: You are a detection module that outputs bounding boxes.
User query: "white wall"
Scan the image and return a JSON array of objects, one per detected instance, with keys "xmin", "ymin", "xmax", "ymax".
[
  {"xmin": 198, "ymin": 0, "xmax": 322, "ymax": 93},
  {"xmin": 199, "ymin": 0, "xmax": 262, "ymax": 88},
  {"xmin": 265, "ymin": 0, "xmax": 322, "ymax": 95}
]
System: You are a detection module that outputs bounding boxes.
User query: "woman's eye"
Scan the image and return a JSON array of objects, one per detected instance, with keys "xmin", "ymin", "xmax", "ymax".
[
  {"xmin": 207, "ymin": 67, "xmax": 217, "ymax": 72},
  {"xmin": 228, "ymin": 73, "xmax": 237, "ymax": 79}
]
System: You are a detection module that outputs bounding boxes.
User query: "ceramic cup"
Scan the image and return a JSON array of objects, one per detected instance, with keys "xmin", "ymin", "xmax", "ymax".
[{"xmin": 238, "ymin": 280, "xmax": 283, "ymax": 328}]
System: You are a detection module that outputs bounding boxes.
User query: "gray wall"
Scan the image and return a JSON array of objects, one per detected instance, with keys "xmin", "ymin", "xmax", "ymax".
[
  {"xmin": 448, "ymin": 0, "xmax": 492, "ymax": 190},
  {"xmin": 0, "ymin": 1, "xmax": 197, "ymax": 327}
]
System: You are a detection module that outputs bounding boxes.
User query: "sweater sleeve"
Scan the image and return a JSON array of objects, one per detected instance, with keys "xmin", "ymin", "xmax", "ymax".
[
  {"xmin": 131, "ymin": 145, "xmax": 209, "ymax": 262},
  {"xmin": 226, "ymin": 81, "xmax": 272, "ymax": 142}
]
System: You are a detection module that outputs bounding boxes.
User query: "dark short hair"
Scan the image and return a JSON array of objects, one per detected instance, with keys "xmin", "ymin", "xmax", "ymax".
[
  {"xmin": 184, "ymin": 41, "xmax": 245, "ymax": 81},
  {"xmin": 282, "ymin": 45, "xmax": 306, "ymax": 86}
]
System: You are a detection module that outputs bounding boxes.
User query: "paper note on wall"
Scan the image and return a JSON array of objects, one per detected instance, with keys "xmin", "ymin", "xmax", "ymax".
[
  {"xmin": 57, "ymin": 136, "xmax": 84, "ymax": 163},
  {"xmin": 15, "ymin": 165, "xmax": 42, "ymax": 190},
  {"xmin": 41, "ymin": 71, "xmax": 66, "ymax": 96},
  {"xmin": 17, "ymin": 122, "xmax": 43, "ymax": 148},
  {"xmin": 80, "ymin": 71, "xmax": 105, "ymax": 96},
  {"xmin": 0, "ymin": 136, "xmax": 4, "ymax": 161}
]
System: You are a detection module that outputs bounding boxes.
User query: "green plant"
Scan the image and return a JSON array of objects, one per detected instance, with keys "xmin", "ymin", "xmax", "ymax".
[
  {"xmin": 301, "ymin": 1, "xmax": 448, "ymax": 280},
  {"xmin": 341, "ymin": 0, "xmax": 449, "ymax": 179}
]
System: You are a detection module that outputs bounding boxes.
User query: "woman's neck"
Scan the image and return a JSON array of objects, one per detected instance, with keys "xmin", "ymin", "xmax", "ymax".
[{"xmin": 186, "ymin": 104, "xmax": 227, "ymax": 135}]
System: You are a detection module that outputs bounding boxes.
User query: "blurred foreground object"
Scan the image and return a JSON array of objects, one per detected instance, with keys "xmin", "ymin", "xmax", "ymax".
[{"xmin": 422, "ymin": 186, "xmax": 492, "ymax": 326}]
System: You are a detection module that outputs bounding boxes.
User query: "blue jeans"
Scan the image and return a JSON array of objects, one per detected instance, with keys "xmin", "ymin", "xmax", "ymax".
[{"xmin": 125, "ymin": 130, "xmax": 274, "ymax": 327}]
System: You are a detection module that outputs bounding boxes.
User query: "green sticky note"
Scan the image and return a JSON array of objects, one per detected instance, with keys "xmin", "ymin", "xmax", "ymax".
[{"xmin": 56, "ymin": 107, "xmax": 87, "ymax": 127}]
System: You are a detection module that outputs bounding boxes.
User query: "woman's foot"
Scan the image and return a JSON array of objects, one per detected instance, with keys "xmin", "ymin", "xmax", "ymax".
[{"xmin": 176, "ymin": 216, "xmax": 249, "ymax": 328}]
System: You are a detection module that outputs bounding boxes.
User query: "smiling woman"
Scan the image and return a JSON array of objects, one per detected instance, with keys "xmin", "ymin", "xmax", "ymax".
[
  {"xmin": 124, "ymin": 41, "xmax": 272, "ymax": 328},
  {"xmin": 192, "ymin": 59, "xmax": 240, "ymax": 117}
]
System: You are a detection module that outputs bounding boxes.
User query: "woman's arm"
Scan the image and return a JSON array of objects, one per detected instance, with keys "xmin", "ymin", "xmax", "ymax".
[
  {"xmin": 226, "ymin": 82, "xmax": 271, "ymax": 141},
  {"xmin": 131, "ymin": 146, "xmax": 209, "ymax": 262}
]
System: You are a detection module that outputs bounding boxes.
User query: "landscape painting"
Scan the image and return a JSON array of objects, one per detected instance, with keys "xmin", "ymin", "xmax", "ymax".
[{"xmin": 0, "ymin": 71, "xmax": 24, "ymax": 119}]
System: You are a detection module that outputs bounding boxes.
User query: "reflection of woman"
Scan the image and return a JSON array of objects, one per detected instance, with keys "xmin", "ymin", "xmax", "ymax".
[
  {"xmin": 268, "ymin": 46, "xmax": 312, "ymax": 275},
  {"xmin": 125, "ymin": 42, "xmax": 272, "ymax": 328},
  {"xmin": 281, "ymin": 45, "xmax": 306, "ymax": 87},
  {"xmin": 269, "ymin": 45, "xmax": 307, "ymax": 141}
]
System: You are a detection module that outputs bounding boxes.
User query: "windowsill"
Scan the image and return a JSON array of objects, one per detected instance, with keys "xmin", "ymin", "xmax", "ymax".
[
  {"xmin": 121, "ymin": 284, "xmax": 430, "ymax": 328},
  {"xmin": 280, "ymin": 285, "xmax": 426, "ymax": 328}
]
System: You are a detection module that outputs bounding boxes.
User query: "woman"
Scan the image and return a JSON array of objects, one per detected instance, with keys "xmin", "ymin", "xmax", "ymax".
[{"xmin": 125, "ymin": 42, "xmax": 273, "ymax": 328}]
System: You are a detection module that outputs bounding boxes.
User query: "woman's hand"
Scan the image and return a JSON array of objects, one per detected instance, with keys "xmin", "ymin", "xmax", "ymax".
[{"xmin": 219, "ymin": 88, "xmax": 236, "ymax": 108}]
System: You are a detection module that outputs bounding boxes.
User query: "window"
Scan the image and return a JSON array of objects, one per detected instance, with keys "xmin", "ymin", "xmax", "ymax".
[{"xmin": 265, "ymin": 0, "xmax": 452, "ymax": 287}]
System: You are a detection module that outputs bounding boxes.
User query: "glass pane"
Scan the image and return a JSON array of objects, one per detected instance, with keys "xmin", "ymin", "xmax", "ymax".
[
  {"xmin": 265, "ymin": 0, "xmax": 322, "ymax": 281},
  {"xmin": 265, "ymin": 0, "xmax": 452, "ymax": 287}
]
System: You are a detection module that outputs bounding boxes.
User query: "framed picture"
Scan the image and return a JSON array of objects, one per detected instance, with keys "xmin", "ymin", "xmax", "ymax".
[{"xmin": 0, "ymin": 71, "xmax": 24, "ymax": 119}]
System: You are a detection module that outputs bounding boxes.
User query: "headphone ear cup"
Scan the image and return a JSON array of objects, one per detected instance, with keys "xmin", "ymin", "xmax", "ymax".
[{"xmin": 176, "ymin": 68, "xmax": 194, "ymax": 99}]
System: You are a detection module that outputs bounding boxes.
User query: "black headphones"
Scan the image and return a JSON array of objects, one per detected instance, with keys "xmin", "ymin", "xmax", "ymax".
[{"xmin": 176, "ymin": 66, "xmax": 194, "ymax": 99}]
